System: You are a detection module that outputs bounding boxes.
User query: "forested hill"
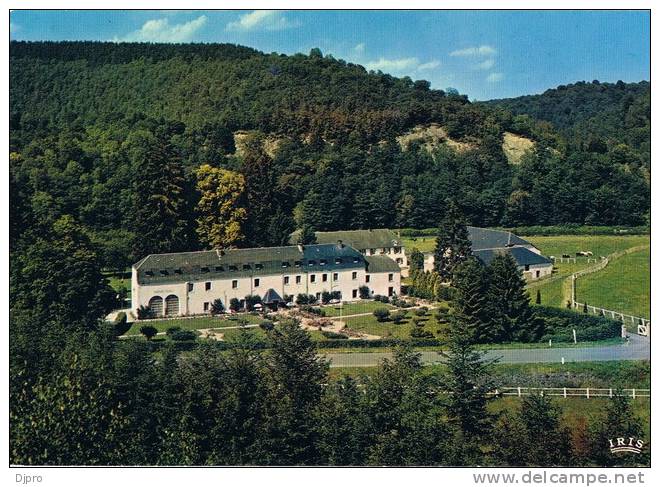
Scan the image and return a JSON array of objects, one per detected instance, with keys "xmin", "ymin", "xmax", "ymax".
[
  {"xmin": 10, "ymin": 41, "xmax": 650, "ymax": 271},
  {"xmin": 485, "ymin": 80, "xmax": 650, "ymax": 167},
  {"xmin": 10, "ymin": 40, "xmax": 484, "ymax": 144}
]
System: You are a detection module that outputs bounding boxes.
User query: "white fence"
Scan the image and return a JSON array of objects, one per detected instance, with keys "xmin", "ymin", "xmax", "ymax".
[
  {"xmin": 487, "ymin": 386, "xmax": 649, "ymax": 399},
  {"xmin": 573, "ymin": 301, "xmax": 649, "ymax": 336}
]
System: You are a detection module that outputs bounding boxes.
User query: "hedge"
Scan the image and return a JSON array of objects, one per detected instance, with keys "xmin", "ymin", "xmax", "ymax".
[{"xmin": 535, "ymin": 306, "xmax": 621, "ymax": 343}]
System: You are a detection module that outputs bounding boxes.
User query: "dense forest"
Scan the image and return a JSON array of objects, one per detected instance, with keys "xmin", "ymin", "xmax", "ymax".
[
  {"xmin": 485, "ymin": 80, "xmax": 650, "ymax": 167},
  {"xmin": 10, "ymin": 41, "xmax": 650, "ymax": 273}
]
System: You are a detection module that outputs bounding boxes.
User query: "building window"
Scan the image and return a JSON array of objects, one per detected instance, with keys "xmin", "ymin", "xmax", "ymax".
[
  {"xmin": 254, "ymin": 278, "xmax": 260, "ymax": 288},
  {"xmin": 205, "ymin": 281, "xmax": 211, "ymax": 291},
  {"xmin": 187, "ymin": 282, "xmax": 194, "ymax": 292},
  {"xmin": 284, "ymin": 276, "xmax": 290, "ymax": 285},
  {"xmin": 295, "ymin": 275, "xmax": 302, "ymax": 284},
  {"xmin": 536, "ymin": 270, "xmax": 540, "ymax": 278},
  {"xmin": 524, "ymin": 264, "xmax": 530, "ymax": 271},
  {"xmin": 203, "ymin": 302, "xmax": 210, "ymax": 312},
  {"xmin": 333, "ymin": 273, "xmax": 338, "ymax": 281},
  {"xmin": 396, "ymin": 258, "xmax": 403, "ymax": 264},
  {"xmin": 352, "ymin": 289, "xmax": 358, "ymax": 298},
  {"xmin": 388, "ymin": 287, "xmax": 394, "ymax": 297},
  {"xmin": 316, "ymin": 292, "xmax": 321, "ymax": 300},
  {"xmin": 310, "ymin": 274, "xmax": 316, "ymax": 283},
  {"xmin": 322, "ymin": 274, "xmax": 328, "ymax": 282},
  {"xmin": 352, "ymin": 271, "xmax": 357, "ymax": 280},
  {"xmin": 394, "ymin": 247, "xmax": 401, "ymax": 254},
  {"xmin": 232, "ymin": 280, "xmax": 238, "ymax": 289},
  {"xmin": 365, "ymin": 275, "xmax": 370, "ymax": 283},
  {"xmin": 388, "ymin": 273, "xmax": 393, "ymax": 282}
]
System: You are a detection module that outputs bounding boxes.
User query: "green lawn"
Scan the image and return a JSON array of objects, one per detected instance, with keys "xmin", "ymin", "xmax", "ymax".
[
  {"xmin": 342, "ymin": 312, "xmax": 447, "ymax": 339},
  {"xmin": 124, "ymin": 313, "xmax": 262, "ymax": 335},
  {"xmin": 402, "ymin": 236, "xmax": 436, "ymax": 253},
  {"xmin": 577, "ymin": 247, "xmax": 650, "ymax": 318},
  {"xmin": 322, "ymin": 301, "xmax": 395, "ymax": 317},
  {"xmin": 526, "ymin": 235, "xmax": 649, "ymax": 314}
]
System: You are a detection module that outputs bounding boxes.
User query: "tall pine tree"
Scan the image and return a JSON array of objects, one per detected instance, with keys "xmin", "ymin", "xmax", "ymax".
[
  {"xmin": 130, "ymin": 127, "xmax": 190, "ymax": 259},
  {"xmin": 488, "ymin": 253, "xmax": 537, "ymax": 342},
  {"xmin": 434, "ymin": 200, "xmax": 472, "ymax": 281},
  {"xmin": 451, "ymin": 257, "xmax": 491, "ymax": 342}
]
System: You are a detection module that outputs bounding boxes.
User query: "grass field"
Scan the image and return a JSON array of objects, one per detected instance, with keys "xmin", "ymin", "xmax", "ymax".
[
  {"xmin": 526, "ymin": 235, "xmax": 649, "ymax": 314},
  {"xmin": 577, "ymin": 247, "xmax": 650, "ymax": 318},
  {"xmin": 124, "ymin": 314, "xmax": 262, "ymax": 335},
  {"xmin": 342, "ymin": 312, "xmax": 447, "ymax": 339},
  {"xmin": 322, "ymin": 301, "xmax": 395, "ymax": 317}
]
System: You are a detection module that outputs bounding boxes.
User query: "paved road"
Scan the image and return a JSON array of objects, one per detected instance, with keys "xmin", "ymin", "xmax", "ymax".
[{"xmin": 322, "ymin": 334, "xmax": 650, "ymax": 368}]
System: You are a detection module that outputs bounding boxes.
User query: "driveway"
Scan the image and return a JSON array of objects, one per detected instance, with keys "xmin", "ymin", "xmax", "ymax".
[{"xmin": 322, "ymin": 333, "xmax": 650, "ymax": 368}]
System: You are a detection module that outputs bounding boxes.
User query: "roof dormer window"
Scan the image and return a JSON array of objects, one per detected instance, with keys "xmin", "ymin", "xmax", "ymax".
[
  {"xmin": 243, "ymin": 264, "xmax": 251, "ymax": 270},
  {"xmin": 255, "ymin": 263, "xmax": 263, "ymax": 270},
  {"xmin": 160, "ymin": 270, "xmax": 169, "ymax": 276},
  {"xmin": 335, "ymin": 258, "xmax": 342, "ymax": 264},
  {"xmin": 215, "ymin": 265, "xmax": 224, "ymax": 272},
  {"xmin": 294, "ymin": 260, "xmax": 302, "ymax": 267},
  {"xmin": 145, "ymin": 271, "xmax": 154, "ymax": 277},
  {"xmin": 201, "ymin": 266, "xmax": 209, "ymax": 273},
  {"xmin": 320, "ymin": 259, "xmax": 327, "ymax": 266},
  {"xmin": 308, "ymin": 260, "xmax": 316, "ymax": 266},
  {"xmin": 229, "ymin": 265, "xmax": 238, "ymax": 271},
  {"xmin": 174, "ymin": 269, "xmax": 182, "ymax": 275},
  {"xmin": 281, "ymin": 261, "xmax": 290, "ymax": 268}
]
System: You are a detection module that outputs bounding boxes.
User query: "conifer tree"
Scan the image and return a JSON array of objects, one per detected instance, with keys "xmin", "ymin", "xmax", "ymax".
[
  {"xmin": 434, "ymin": 200, "xmax": 472, "ymax": 281},
  {"xmin": 451, "ymin": 257, "xmax": 491, "ymax": 342},
  {"xmin": 297, "ymin": 224, "xmax": 318, "ymax": 245},
  {"xmin": 443, "ymin": 312, "xmax": 497, "ymax": 464},
  {"xmin": 408, "ymin": 247, "xmax": 424, "ymax": 273},
  {"xmin": 488, "ymin": 253, "xmax": 536, "ymax": 342},
  {"xmin": 588, "ymin": 393, "xmax": 648, "ymax": 466},
  {"xmin": 492, "ymin": 393, "xmax": 574, "ymax": 466},
  {"xmin": 130, "ymin": 128, "xmax": 190, "ymax": 259}
]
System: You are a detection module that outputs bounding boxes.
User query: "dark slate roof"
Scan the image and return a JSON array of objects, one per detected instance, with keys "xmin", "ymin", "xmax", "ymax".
[
  {"xmin": 474, "ymin": 247, "xmax": 552, "ymax": 267},
  {"xmin": 262, "ymin": 288, "xmax": 283, "ymax": 304},
  {"xmin": 289, "ymin": 228, "xmax": 402, "ymax": 250},
  {"xmin": 365, "ymin": 255, "xmax": 401, "ymax": 273},
  {"xmin": 134, "ymin": 243, "xmax": 366, "ymax": 285},
  {"xmin": 467, "ymin": 226, "xmax": 534, "ymax": 251}
]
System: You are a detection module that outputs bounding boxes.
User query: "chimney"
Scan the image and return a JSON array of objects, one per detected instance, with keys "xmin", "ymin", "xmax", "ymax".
[
  {"xmin": 297, "ymin": 244, "xmax": 304, "ymax": 252},
  {"xmin": 337, "ymin": 239, "xmax": 344, "ymax": 248}
]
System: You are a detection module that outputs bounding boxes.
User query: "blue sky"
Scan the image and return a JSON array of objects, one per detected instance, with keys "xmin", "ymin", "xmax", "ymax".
[{"xmin": 10, "ymin": 10, "xmax": 650, "ymax": 100}]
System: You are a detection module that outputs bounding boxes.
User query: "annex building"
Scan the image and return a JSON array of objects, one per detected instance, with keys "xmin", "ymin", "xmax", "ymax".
[
  {"xmin": 132, "ymin": 243, "xmax": 401, "ymax": 318},
  {"xmin": 422, "ymin": 227, "xmax": 553, "ymax": 281}
]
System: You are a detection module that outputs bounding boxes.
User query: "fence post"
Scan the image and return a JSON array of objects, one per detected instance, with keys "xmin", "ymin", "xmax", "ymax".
[
  {"xmin": 609, "ymin": 388, "xmax": 613, "ymax": 398},
  {"xmin": 563, "ymin": 387, "xmax": 567, "ymax": 398},
  {"xmin": 518, "ymin": 386, "xmax": 521, "ymax": 397},
  {"xmin": 586, "ymin": 388, "xmax": 589, "ymax": 399},
  {"xmin": 632, "ymin": 389, "xmax": 636, "ymax": 399}
]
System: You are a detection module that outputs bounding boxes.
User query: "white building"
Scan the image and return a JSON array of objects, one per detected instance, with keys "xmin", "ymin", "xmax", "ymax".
[
  {"xmin": 421, "ymin": 227, "xmax": 553, "ymax": 281},
  {"xmin": 132, "ymin": 243, "xmax": 401, "ymax": 318},
  {"xmin": 290, "ymin": 229, "xmax": 407, "ymax": 268}
]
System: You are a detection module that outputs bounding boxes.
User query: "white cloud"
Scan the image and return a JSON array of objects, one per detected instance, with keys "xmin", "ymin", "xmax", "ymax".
[
  {"xmin": 474, "ymin": 58, "xmax": 495, "ymax": 70},
  {"xmin": 418, "ymin": 60, "xmax": 441, "ymax": 71},
  {"xmin": 226, "ymin": 10, "xmax": 300, "ymax": 32},
  {"xmin": 352, "ymin": 42, "xmax": 366, "ymax": 54},
  {"xmin": 365, "ymin": 57, "xmax": 441, "ymax": 74},
  {"xmin": 114, "ymin": 15, "xmax": 207, "ymax": 42},
  {"xmin": 365, "ymin": 57, "xmax": 420, "ymax": 72},
  {"xmin": 450, "ymin": 45, "xmax": 497, "ymax": 57},
  {"xmin": 486, "ymin": 72, "xmax": 504, "ymax": 83}
]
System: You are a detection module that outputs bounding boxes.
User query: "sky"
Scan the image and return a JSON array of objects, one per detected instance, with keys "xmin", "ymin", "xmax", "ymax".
[{"xmin": 9, "ymin": 10, "xmax": 650, "ymax": 100}]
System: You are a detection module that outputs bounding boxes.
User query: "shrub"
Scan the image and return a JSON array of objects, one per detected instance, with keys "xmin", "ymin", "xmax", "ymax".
[
  {"xmin": 410, "ymin": 327, "xmax": 434, "ymax": 339},
  {"xmin": 321, "ymin": 291, "xmax": 332, "ymax": 304},
  {"xmin": 436, "ymin": 286, "xmax": 454, "ymax": 301},
  {"xmin": 414, "ymin": 306, "xmax": 428, "ymax": 317},
  {"xmin": 166, "ymin": 326, "xmax": 182, "ymax": 336},
  {"xmin": 373, "ymin": 308, "xmax": 390, "ymax": 322},
  {"xmin": 391, "ymin": 310, "xmax": 407, "ymax": 324},
  {"xmin": 229, "ymin": 298, "xmax": 241, "ymax": 312},
  {"xmin": 112, "ymin": 311, "xmax": 131, "ymax": 336},
  {"xmin": 139, "ymin": 325, "xmax": 158, "ymax": 341},
  {"xmin": 136, "ymin": 305, "xmax": 154, "ymax": 320},
  {"xmin": 244, "ymin": 294, "xmax": 262, "ymax": 312},
  {"xmin": 321, "ymin": 330, "xmax": 348, "ymax": 340},
  {"xmin": 211, "ymin": 298, "xmax": 225, "ymax": 315},
  {"xmin": 170, "ymin": 330, "xmax": 197, "ymax": 341},
  {"xmin": 359, "ymin": 285, "xmax": 370, "ymax": 299},
  {"xmin": 536, "ymin": 306, "xmax": 620, "ymax": 343},
  {"xmin": 259, "ymin": 320, "xmax": 274, "ymax": 331}
]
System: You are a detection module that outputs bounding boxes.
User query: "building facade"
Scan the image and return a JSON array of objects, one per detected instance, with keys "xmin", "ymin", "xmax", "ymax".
[
  {"xmin": 132, "ymin": 243, "xmax": 401, "ymax": 318},
  {"xmin": 289, "ymin": 229, "xmax": 407, "ymax": 269}
]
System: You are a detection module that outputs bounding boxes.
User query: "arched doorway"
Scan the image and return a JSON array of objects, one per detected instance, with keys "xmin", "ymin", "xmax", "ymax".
[
  {"xmin": 165, "ymin": 295, "xmax": 179, "ymax": 316},
  {"xmin": 148, "ymin": 296, "xmax": 164, "ymax": 317}
]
